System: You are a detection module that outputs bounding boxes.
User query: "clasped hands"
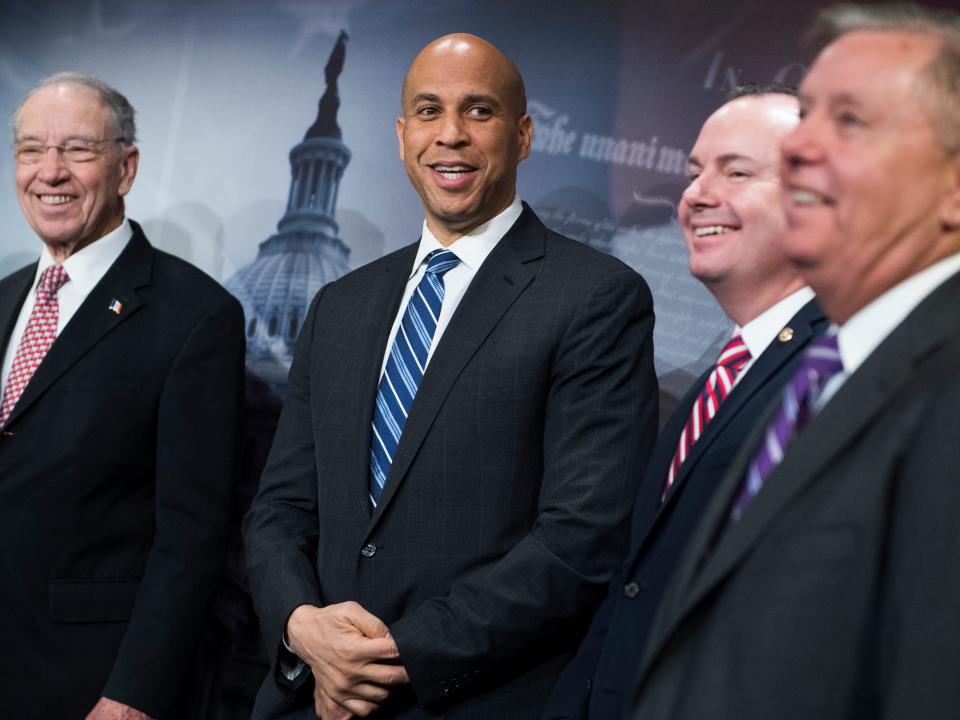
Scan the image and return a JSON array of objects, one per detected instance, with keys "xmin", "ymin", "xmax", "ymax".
[{"xmin": 287, "ymin": 601, "xmax": 410, "ymax": 720}]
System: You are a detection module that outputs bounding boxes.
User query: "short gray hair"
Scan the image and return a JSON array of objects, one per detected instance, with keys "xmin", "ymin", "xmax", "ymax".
[
  {"xmin": 12, "ymin": 72, "xmax": 137, "ymax": 145},
  {"xmin": 810, "ymin": 3, "xmax": 960, "ymax": 154}
]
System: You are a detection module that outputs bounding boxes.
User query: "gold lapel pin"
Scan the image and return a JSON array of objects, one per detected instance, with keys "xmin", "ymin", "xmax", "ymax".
[{"xmin": 778, "ymin": 327, "xmax": 794, "ymax": 343}]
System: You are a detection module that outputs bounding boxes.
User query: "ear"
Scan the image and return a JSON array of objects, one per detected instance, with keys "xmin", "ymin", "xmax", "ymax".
[
  {"xmin": 117, "ymin": 144, "xmax": 139, "ymax": 198},
  {"xmin": 517, "ymin": 113, "xmax": 533, "ymax": 162},
  {"xmin": 396, "ymin": 117, "xmax": 406, "ymax": 161},
  {"xmin": 939, "ymin": 151, "xmax": 960, "ymax": 230}
]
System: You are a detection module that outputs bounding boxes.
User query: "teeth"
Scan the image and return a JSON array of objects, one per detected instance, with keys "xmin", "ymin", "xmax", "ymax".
[
  {"xmin": 694, "ymin": 225, "xmax": 736, "ymax": 237},
  {"xmin": 434, "ymin": 165, "xmax": 472, "ymax": 176},
  {"xmin": 792, "ymin": 190, "xmax": 825, "ymax": 205},
  {"xmin": 39, "ymin": 195, "xmax": 73, "ymax": 205}
]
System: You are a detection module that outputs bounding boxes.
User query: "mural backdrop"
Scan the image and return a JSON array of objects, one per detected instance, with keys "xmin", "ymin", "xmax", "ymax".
[{"xmin": 3, "ymin": 0, "xmax": 950, "ymax": 716}]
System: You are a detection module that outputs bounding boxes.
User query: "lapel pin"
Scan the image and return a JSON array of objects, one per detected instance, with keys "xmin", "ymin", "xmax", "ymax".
[
  {"xmin": 778, "ymin": 327, "xmax": 794, "ymax": 343},
  {"xmin": 108, "ymin": 299, "xmax": 123, "ymax": 315}
]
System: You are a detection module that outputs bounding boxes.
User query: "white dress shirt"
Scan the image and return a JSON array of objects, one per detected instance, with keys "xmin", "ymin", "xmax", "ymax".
[
  {"xmin": 733, "ymin": 286, "xmax": 816, "ymax": 386},
  {"xmin": 378, "ymin": 197, "xmax": 524, "ymax": 377},
  {"xmin": 1, "ymin": 219, "xmax": 132, "ymax": 398},
  {"xmin": 818, "ymin": 252, "xmax": 960, "ymax": 408}
]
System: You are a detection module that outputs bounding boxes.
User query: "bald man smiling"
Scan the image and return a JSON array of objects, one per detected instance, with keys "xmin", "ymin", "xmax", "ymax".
[{"xmin": 243, "ymin": 33, "xmax": 657, "ymax": 719}]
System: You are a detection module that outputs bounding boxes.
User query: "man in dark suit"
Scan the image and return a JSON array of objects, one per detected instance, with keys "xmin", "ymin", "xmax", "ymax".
[
  {"xmin": 243, "ymin": 33, "xmax": 657, "ymax": 719},
  {"xmin": 0, "ymin": 73, "xmax": 245, "ymax": 719},
  {"xmin": 543, "ymin": 86, "xmax": 825, "ymax": 719},
  {"xmin": 630, "ymin": 5, "xmax": 960, "ymax": 720}
]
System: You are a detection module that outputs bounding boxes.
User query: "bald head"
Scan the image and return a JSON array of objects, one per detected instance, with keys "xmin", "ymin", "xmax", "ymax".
[
  {"xmin": 402, "ymin": 33, "xmax": 526, "ymax": 117},
  {"xmin": 395, "ymin": 33, "xmax": 533, "ymax": 244}
]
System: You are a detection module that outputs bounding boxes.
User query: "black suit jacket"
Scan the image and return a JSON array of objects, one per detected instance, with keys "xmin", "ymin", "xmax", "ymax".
[
  {"xmin": 542, "ymin": 298, "xmax": 826, "ymax": 719},
  {"xmin": 630, "ymin": 270, "xmax": 960, "ymax": 720},
  {"xmin": 0, "ymin": 223, "xmax": 245, "ymax": 719},
  {"xmin": 243, "ymin": 206, "xmax": 658, "ymax": 719}
]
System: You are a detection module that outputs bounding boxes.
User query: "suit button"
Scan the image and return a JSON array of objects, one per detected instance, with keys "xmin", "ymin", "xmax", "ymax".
[
  {"xmin": 624, "ymin": 582, "xmax": 640, "ymax": 598},
  {"xmin": 361, "ymin": 543, "xmax": 377, "ymax": 558}
]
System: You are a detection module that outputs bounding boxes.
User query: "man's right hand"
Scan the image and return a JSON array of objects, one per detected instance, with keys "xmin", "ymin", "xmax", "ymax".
[{"xmin": 287, "ymin": 602, "xmax": 409, "ymax": 717}]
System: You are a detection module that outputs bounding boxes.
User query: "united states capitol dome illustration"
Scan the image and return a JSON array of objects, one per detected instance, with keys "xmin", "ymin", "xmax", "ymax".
[{"xmin": 226, "ymin": 30, "xmax": 351, "ymax": 393}]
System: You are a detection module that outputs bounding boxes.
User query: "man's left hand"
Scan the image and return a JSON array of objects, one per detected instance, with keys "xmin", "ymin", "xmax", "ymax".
[{"xmin": 84, "ymin": 697, "xmax": 154, "ymax": 720}]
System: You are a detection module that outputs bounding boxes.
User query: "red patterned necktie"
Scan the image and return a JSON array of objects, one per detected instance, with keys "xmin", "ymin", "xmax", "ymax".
[
  {"xmin": 0, "ymin": 264, "xmax": 69, "ymax": 428},
  {"xmin": 662, "ymin": 333, "xmax": 751, "ymax": 499}
]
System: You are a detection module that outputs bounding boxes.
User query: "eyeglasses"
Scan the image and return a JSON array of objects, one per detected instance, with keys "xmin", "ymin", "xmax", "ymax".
[{"xmin": 13, "ymin": 137, "xmax": 126, "ymax": 165}]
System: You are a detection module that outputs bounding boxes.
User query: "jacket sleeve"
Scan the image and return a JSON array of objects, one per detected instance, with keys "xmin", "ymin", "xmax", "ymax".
[
  {"xmin": 242, "ymin": 289, "xmax": 327, "ymax": 696},
  {"xmin": 102, "ymin": 293, "xmax": 246, "ymax": 718}
]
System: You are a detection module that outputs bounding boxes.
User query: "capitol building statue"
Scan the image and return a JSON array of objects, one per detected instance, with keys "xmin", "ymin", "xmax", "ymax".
[{"xmin": 226, "ymin": 30, "xmax": 352, "ymax": 395}]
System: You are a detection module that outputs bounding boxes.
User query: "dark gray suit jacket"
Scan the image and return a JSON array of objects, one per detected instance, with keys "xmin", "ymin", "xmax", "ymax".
[
  {"xmin": 544, "ymin": 299, "xmax": 825, "ymax": 719},
  {"xmin": 0, "ymin": 223, "xmax": 245, "ymax": 719},
  {"xmin": 244, "ymin": 206, "xmax": 658, "ymax": 718},
  {"xmin": 630, "ymin": 270, "xmax": 960, "ymax": 720}
]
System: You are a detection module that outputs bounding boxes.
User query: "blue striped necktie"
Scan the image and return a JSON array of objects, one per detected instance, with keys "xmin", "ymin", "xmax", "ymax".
[{"xmin": 369, "ymin": 249, "xmax": 460, "ymax": 505}]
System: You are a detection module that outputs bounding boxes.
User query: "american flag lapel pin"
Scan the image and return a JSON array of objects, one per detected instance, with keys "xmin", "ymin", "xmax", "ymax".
[{"xmin": 108, "ymin": 299, "xmax": 123, "ymax": 315}]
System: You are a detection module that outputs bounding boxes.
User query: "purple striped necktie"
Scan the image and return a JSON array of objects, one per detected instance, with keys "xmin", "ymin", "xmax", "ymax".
[
  {"xmin": 663, "ymin": 334, "xmax": 751, "ymax": 499},
  {"xmin": 730, "ymin": 333, "xmax": 843, "ymax": 522}
]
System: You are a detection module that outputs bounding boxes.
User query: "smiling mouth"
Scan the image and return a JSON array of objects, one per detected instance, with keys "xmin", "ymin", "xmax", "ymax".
[
  {"xmin": 430, "ymin": 164, "xmax": 477, "ymax": 179},
  {"xmin": 37, "ymin": 194, "xmax": 75, "ymax": 205},
  {"xmin": 694, "ymin": 225, "xmax": 738, "ymax": 237},
  {"xmin": 790, "ymin": 190, "xmax": 831, "ymax": 206}
]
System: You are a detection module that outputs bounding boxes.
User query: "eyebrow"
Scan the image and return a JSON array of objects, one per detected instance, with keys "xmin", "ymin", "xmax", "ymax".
[
  {"xmin": 463, "ymin": 94, "xmax": 502, "ymax": 109},
  {"xmin": 15, "ymin": 133, "xmax": 103, "ymax": 144},
  {"xmin": 688, "ymin": 152, "xmax": 756, "ymax": 167},
  {"xmin": 408, "ymin": 92, "xmax": 503, "ymax": 111},
  {"xmin": 799, "ymin": 91, "xmax": 863, "ymax": 108}
]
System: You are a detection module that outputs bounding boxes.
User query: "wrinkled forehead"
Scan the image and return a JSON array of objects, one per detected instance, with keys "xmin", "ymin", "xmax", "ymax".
[
  {"xmin": 16, "ymin": 84, "xmax": 112, "ymax": 140},
  {"xmin": 802, "ymin": 30, "xmax": 939, "ymax": 101}
]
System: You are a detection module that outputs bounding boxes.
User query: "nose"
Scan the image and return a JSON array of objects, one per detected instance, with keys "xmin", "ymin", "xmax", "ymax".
[
  {"xmin": 681, "ymin": 172, "xmax": 719, "ymax": 211},
  {"xmin": 36, "ymin": 146, "xmax": 70, "ymax": 184},
  {"xmin": 780, "ymin": 116, "xmax": 822, "ymax": 173},
  {"xmin": 436, "ymin": 113, "xmax": 469, "ymax": 147}
]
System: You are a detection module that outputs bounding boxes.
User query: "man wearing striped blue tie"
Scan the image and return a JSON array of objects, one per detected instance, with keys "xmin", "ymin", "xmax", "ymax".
[{"xmin": 245, "ymin": 33, "xmax": 658, "ymax": 719}]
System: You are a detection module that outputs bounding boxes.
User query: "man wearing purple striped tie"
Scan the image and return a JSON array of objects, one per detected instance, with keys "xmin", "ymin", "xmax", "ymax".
[
  {"xmin": 543, "ymin": 83, "xmax": 826, "ymax": 720},
  {"xmin": 245, "ymin": 33, "xmax": 658, "ymax": 720},
  {"xmin": 632, "ymin": 5, "xmax": 960, "ymax": 720}
]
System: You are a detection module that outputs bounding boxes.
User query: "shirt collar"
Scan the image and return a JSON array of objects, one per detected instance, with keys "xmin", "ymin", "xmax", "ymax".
[
  {"xmin": 836, "ymin": 251, "xmax": 960, "ymax": 375},
  {"xmin": 738, "ymin": 286, "xmax": 816, "ymax": 361},
  {"xmin": 36, "ymin": 218, "xmax": 133, "ymax": 295},
  {"xmin": 411, "ymin": 197, "xmax": 523, "ymax": 277}
]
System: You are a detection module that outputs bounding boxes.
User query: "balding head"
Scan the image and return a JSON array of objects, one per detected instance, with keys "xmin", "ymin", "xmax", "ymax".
[
  {"xmin": 396, "ymin": 33, "xmax": 533, "ymax": 244},
  {"xmin": 402, "ymin": 33, "xmax": 527, "ymax": 118}
]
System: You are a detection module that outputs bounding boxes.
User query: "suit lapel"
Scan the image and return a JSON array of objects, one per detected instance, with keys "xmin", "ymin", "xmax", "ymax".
[
  {"xmin": 0, "ymin": 264, "xmax": 36, "ymax": 362},
  {"xmin": 641, "ymin": 283, "xmax": 957, "ymax": 681},
  {"xmin": 3, "ymin": 229, "xmax": 152, "ymax": 429},
  {"xmin": 638, "ymin": 301, "xmax": 825, "ymax": 557},
  {"xmin": 365, "ymin": 209, "xmax": 543, "ymax": 534},
  {"xmin": 625, "ymin": 368, "xmax": 709, "ymax": 554},
  {"xmin": 348, "ymin": 245, "xmax": 417, "ymax": 516}
]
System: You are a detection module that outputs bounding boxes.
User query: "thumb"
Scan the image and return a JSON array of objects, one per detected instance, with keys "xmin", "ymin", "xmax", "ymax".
[{"xmin": 342, "ymin": 603, "xmax": 389, "ymax": 638}]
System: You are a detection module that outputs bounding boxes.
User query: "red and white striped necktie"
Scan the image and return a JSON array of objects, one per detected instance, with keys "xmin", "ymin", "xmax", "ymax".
[
  {"xmin": 0, "ymin": 264, "xmax": 69, "ymax": 428},
  {"xmin": 662, "ymin": 333, "xmax": 751, "ymax": 499}
]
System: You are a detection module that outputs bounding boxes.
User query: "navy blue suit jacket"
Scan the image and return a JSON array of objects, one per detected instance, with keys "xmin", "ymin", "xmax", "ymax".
[
  {"xmin": 542, "ymin": 298, "xmax": 826, "ymax": 719},
  {"xmin": 244, "ymin": 206, "xmax": 658, "ymax": 719}
]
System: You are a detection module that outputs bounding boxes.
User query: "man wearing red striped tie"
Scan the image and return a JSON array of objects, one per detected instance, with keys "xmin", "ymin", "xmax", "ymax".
[{"xmin": 543, "ymin": 83, "xmax": 826, "ymax": 720}]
